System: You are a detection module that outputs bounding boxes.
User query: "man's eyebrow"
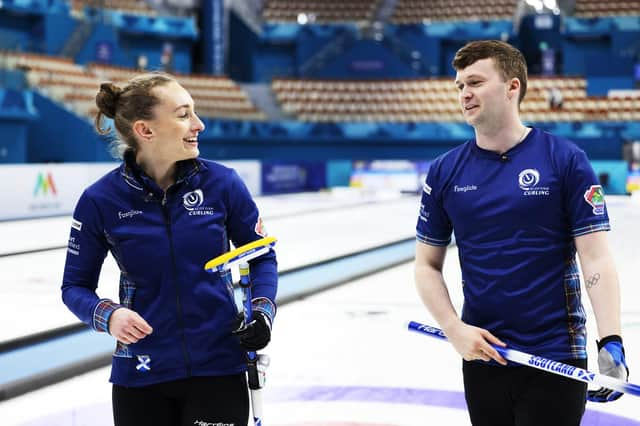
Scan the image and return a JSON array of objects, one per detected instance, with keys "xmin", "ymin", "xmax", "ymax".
[{"xmin": 455, "ymin": 74, "xmax": 484, "ymax": 85}]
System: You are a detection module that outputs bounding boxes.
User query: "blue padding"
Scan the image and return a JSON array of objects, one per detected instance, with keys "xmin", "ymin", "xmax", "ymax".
[
  {"xmin": 0, "ymin": 89, "xmax": 38, "ymax": 120},
  {"xmin": 105, "ymin": 10, "xmax": 198, "ymax": 39},
  {"xmin": 0, "ymin": 0, "xmax": 68, "ymax": 14},
  {"xmin": 277, "ymin": 239, "xmax": 414, "ymax": 301},
  {"xmin": 0, "ymin": 331, "xmax": 113, "ymax": 384}
]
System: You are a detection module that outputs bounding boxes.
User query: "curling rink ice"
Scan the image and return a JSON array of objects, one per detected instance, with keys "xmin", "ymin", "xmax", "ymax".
[{"xmin": 1, "ymin": 189, "xmax": 639, "ymax": 425}]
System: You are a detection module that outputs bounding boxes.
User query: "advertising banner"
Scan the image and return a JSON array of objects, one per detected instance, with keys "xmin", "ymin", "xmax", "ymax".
[
  {"xmin": 0, "ymin": 163, "xmax": 117, "ymax": 221},
  {"xmin": 261, "ymin": 162, "xmax": 325, "ymax": 194},
  {"xmin": 0, "ymin": 161, "xmax": 263, "ymax": 221}
]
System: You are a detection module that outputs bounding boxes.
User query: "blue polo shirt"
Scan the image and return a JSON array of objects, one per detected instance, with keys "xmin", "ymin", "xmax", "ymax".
[{"xmin": 416, "ymin": 127, "xmax": 610, "ymax": 361}]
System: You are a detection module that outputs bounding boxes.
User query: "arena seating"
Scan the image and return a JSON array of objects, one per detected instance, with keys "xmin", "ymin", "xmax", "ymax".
[
  {"xmin": 70, "ymin": 0, "xmax": 157, "ymax": 16},
  {"xmin": 573, "ymin": 0, "xmax": 640, "ymax": 18},
  {"xmin": 392, "ymin": 0, "xmax": 516, "ymax": 24},
  {"xmin": 273, "ymin": 77, "xmax": 640, "ymax": 122},
  {"xmin": 262, "ymin": 0, "xmax": 377, "ymax": 23},
  {"xmin": 1, "ymin": 51, "xmax": 266, "ymax": 121}
]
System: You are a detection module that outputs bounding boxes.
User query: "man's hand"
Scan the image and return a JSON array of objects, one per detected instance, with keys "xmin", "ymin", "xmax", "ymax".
[
  {"xmin": 587, "ymin": 335, "xmax": 629, "ymax": 402},
  {"xmin": 445, "ymin": 320, "xmax": 508, "ymax": 365}
]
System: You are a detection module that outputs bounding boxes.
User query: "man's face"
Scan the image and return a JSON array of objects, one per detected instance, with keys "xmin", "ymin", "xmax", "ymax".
[{"xmin": 455, "ymin": 58, "xmax": 513, "ymax": 128}]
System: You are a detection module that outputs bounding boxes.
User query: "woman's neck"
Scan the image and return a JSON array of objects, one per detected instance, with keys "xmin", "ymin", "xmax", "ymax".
[{"xmin": 136, "ymin": 154, "xmax": 176, "ymax": 191}]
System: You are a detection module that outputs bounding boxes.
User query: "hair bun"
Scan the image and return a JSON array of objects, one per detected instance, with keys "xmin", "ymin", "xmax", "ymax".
[{"xmin": 96, "ymin": 82, "xmax": 123, "ymax": 119}]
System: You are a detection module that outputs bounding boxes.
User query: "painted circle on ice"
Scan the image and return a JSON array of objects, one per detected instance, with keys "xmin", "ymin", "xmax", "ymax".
[{"xmin": 268, "ymin": 386, "xmax": 640, "ymax": 426}]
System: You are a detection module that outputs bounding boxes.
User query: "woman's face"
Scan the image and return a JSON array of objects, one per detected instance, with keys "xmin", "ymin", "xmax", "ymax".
[{"xmin": 145, "ymin": 81, "xmax": 205, "ymax": 163}]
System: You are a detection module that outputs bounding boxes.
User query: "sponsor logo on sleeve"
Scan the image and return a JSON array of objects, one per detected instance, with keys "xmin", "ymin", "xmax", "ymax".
[
  {"xmin": 583, "ymin": 185, "xmax": 606, "ymax": 215},
  {"xmin": 68, "ymin": 236, "xmax": 80, "ymax": 255},
  {"xmin": 419, "ymin": 204, "xmax": 430, "ymax": 222},
  {"xmin": 254, "ymin": 217, "xmax": 268, "ymax": 237},
  {"xmin": 71, "ymin": 218, "xmax": 82, "ymax": 231},
  {"xmin": 423, "ymin": 182, "xmax": 432, "ymax": 195}
]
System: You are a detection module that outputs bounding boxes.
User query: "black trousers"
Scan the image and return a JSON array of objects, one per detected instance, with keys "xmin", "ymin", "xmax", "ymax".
[
  {"xmin": 113, "ymin": 374, "xmax": 249, "ymax": 426},
  {"xmin": 463, "ymin": 358, "xmax": 587, "ymax": 426}
]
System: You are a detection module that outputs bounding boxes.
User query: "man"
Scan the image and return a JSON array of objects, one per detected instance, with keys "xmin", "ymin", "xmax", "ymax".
[{"xmin": 414, "ymin": 40, "xmax": 629, "ymax": 425}]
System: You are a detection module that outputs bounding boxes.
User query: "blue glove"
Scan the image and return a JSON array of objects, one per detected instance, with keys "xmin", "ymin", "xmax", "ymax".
[{"xmin": 587, "ymin": 335, "xmax": 629, "ymax": 403}]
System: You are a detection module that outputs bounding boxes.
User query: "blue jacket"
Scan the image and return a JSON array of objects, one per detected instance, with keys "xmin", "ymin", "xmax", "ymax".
[{"xmin": 62, "ymin": 157, "xmax": 277, "ymax": 387}]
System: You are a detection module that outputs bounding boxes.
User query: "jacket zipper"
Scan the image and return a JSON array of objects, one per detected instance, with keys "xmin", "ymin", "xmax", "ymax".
[{"xmin": 161, "ymin": 190, "xmax": 192, "ymax": 377}]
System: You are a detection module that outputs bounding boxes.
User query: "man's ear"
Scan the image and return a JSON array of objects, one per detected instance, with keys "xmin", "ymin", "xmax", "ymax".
[
  {"xmin": 507, "ymin": 78, "xmax": 521, "ymax": 100},
  {"xmin": 133, "ymin": 120, "xmax": 153, "ymax": 142}
]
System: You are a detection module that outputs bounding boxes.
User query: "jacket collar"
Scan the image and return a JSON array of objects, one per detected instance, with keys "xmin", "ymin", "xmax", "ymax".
[{"xmin": 120, "ymin": 151, "xmax": 204, "ymax": 196}]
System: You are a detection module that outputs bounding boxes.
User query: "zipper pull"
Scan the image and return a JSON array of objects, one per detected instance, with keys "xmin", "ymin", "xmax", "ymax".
[{"xmin": 162, "ymin": 192, "xmax": 167, "ymax": 206}]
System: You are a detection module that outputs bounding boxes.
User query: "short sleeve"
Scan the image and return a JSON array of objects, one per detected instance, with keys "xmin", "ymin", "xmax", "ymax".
[
  {"xmin": 563, "ymin": 150, "xmax": 611, "ymax": 238},
  {"xmin": 416, "ymin": 160, "xmax": 453, "ymax": 246}
]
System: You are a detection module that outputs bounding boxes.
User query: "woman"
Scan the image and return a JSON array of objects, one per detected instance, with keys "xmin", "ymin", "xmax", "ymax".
[{"xmin": 61, "ymin": 73, "xmax": 277, "ymax": 426}]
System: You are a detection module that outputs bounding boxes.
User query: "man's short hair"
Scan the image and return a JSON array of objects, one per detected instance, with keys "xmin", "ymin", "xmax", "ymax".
[{"xmin": 452, "ymin": 40, "xmax": 528, "ymax": 105}]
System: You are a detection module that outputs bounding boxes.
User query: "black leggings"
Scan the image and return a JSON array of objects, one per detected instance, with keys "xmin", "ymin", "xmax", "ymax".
[
  {"xmin": 463, "ymin": 358, "xmax": 587, "ymax": 426},
  {"xmin": 113, "ymin": 374, "xmax": 249, "ymax": 426}
]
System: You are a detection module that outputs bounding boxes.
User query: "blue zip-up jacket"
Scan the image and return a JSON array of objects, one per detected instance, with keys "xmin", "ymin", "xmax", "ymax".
[{"xmin": 61, "ymin": 156, "xmax": 277, "ymax": 387}]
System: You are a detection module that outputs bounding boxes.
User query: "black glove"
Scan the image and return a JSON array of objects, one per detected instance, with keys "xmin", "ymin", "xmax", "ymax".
[
  {"xmin": 586, "ymin": 335, "xmax": 629, "ymax": 403},
  {"xmin": 232, "ymin": 311, "xmax": 271, "ymax": 352}
]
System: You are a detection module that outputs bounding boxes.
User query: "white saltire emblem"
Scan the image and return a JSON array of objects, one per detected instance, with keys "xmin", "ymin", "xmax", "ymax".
[{"xmin": 136, "ymin": 355, "xmax": 151, "ymax": 372}]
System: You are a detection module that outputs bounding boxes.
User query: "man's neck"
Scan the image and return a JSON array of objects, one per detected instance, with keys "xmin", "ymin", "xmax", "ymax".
[{"xmin": 475, "ymin": 118, "xmax": 529, "ymax": 154}]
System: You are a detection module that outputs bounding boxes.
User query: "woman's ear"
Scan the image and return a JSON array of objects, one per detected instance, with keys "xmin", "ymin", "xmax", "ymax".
[{"xmin": 133, "ymin": 120, "xmax": 153, "ymax": 142}]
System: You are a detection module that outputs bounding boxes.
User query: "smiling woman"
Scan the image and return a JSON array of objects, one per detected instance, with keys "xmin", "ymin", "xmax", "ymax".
[
  {"xmin": 95, "ymin": 73, "xmax": 205, "ymax": 190},
  {"xmin": 60, "ymin": 72, "xmax": 278, "ymax": 426}
]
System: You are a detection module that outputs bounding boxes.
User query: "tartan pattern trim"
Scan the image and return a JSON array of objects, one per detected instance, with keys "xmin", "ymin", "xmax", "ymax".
[
  {"xmin": 564, "ymin": 257, "xmax": 587, "ymax": 359},
  {"xmin": 92, "ymin": 299, "xmax": 123, "ymax": 333},
  {"xmin": 114, "ymin": 341, "xmax": 132, "ymax": 358},
  {"xmin": 571, "ymin": 221, "xmax": 610, "ymax": 238},
  {"xmin": 112, "ymin": 274, "xmax": 137, "ymax": 357},
  {"xmin": 416, "ymin": 233, "xmax": 451, "ymax": 246},
  {"xmin": 252, "ymin": 297, "xmax": 276, "ymax": 327},
  {"xmin": 119, "ymin": 275, "xmax": 135, "ymax": 309}
]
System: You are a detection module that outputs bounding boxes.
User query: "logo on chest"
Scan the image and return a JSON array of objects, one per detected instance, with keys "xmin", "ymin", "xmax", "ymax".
[
  {"xmin": 518, "ymin": 169, "xmax": 550, "ymax": 196},
  {"xmin": 183, "ymin": 189, "xmax": 215, "ymax": 216}
]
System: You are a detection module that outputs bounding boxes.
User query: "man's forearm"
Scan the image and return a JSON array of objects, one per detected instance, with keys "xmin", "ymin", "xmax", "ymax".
[
  {"xmin": 583, "ymin": 254, "xmax": 622, "ymax": 339},
  {"xmin": 415, "ymin": 264, "xmax": 460, "ymax": 332}
]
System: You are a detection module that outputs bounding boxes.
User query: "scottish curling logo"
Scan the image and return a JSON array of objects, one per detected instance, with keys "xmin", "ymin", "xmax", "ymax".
[
  {"xmin": 518, "ymin": 169, "xmax": 539, "ymax": 190},
  {"xmin": 183, "ymin": 189, "xmax": 204, "ymax": 210},
  {"xmin": 183, "ymin": 189, "xmax": 214, "ymax": 216},
  {"xmin": 518, "ymin": 168, "xmax": 549, "ymax": 196},
  {"xmin": 584, "ymin": 185, "xmax": 605, "ymax": 215}
]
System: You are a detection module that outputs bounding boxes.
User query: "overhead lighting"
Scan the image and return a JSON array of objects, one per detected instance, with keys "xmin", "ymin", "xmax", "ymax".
[{"xmin": 297, "ymin": 13, "xmax": 308, "ymax": 25}]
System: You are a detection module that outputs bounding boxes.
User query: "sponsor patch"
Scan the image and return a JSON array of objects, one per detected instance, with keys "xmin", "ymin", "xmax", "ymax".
[
  {"xmin": 423, "ymin": 182, "xmax": 432, "ymax": 195},
  {"xmin": 583, "ymin": 185, "xmax": 606, "ymax": 215},
  {"xmin": 254, "ymin": 217, "xmax": 268, "ymax": 237},
  {"xmin": 71, "ymin": 218, "xmax": 82, "ymax": 231},
  {"xmin": 118, "ymin": 210, "xmax": 142, "ymax": 220}
]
